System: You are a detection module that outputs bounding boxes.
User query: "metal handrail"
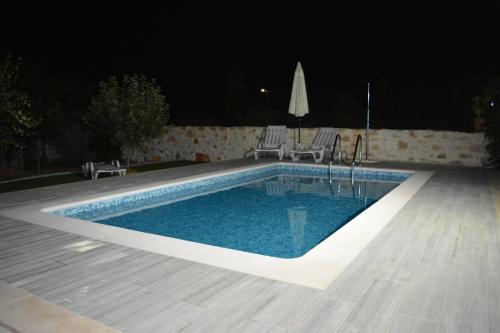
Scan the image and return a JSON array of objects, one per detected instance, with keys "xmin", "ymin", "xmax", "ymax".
[
  {"xmin": 329, "ymin": 134, "xmax": 342, "ymax": 163},
  {"xmin": 352, "ymin": 135, "xmax": 363, "ymax": 167},
  {"xmin": 328, "ymin": 134, "xmax": 342, "ymax": 183},
  {"xmin": 350, "ymin": 135, "xmax": 362, "ymax": 185}
]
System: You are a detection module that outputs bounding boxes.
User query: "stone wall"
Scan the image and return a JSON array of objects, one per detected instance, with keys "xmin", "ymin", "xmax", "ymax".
[{"xmin": 128, "ymin": 126, "xmax": 489, "ymax": 167}]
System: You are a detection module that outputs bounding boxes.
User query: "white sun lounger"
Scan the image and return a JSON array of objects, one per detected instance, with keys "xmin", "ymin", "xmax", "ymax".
[
  {"xmin": 254, "ymin": 126, "xmax": 288, "ymax": 160},
  {"xmin": 290, "ymin": 127, "xmax": 336, "ymax": 163},
  {"xmin": 82, "ymin": 160, "xmax": 127, "ymax": 180}
]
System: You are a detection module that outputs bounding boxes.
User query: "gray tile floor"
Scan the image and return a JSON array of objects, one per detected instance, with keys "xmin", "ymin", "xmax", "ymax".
[{"xmin": 0, "ymin": 159, "xmax": 499, "ymax": 332}]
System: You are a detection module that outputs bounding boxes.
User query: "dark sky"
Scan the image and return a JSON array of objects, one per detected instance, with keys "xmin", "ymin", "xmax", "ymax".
[{"xmin": 2, "ymin": 2, "xmax": 500, "ymax": 127}]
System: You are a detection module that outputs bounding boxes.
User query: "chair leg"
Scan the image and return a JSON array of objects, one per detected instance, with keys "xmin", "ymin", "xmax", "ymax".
[
  {"xmin": 319, "ymin": 149, "xmax": 325, "ymax": 162},
  {"xmin": 313, "ymin": 149, "xmax": 325, "ymax": 163},
  {"xmin": 90, "ymin": 162, "xmax": 96, "ymax": 180},
  {"xmin": 315, "ymin": 150, "xmax": 325, "ymax": 163}
]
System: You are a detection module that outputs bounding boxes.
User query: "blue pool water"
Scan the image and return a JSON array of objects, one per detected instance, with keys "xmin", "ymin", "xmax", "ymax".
[{"xmin": 52, "ymin": 165, "xmax": 409, "ymax": 258}]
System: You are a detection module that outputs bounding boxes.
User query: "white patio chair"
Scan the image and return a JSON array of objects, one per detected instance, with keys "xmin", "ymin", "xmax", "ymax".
[
  {"xmin": 290, "ymin": 127, "xmax": 336, "ymax": 163},
  {"xmin": 84, "ymin": 160, "xmax": 127, "ymax": 180},
  {"xmin": 254, "ymin": 126, "xmax": 288, "ymax": 160}
]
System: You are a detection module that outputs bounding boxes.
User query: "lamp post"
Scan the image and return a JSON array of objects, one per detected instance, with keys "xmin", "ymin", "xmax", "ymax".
[{"xmin": 365, "ymin": 81, "xmax": 370, "ymax": 160}]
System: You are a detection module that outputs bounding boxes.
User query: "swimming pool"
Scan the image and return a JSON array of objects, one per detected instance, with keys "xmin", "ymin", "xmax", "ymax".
[
  {"xmin": 9, "ymin": 162, "xmax": 430, "ymax": 288},
  {"xmin": 51, "ymin": 165, "xmax": 407, "ymax": 258}
]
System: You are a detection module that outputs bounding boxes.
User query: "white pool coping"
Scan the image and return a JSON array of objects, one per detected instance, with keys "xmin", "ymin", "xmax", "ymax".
[{"xmin": 1, "ymin": 162, "xmax": 433, "ymax": 289}]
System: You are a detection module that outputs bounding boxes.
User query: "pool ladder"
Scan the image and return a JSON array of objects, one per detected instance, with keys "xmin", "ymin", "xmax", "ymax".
[
  {"xmin": 329, "ymin": 134, "xmax": 363, "ymax": 184},
  {"xmin": 328, "ymin": 134, "xmax": 342, "ymax": 183},
  {"xmin": 350, "ymin": 135, "xmax": 363, "ymax": 185}
]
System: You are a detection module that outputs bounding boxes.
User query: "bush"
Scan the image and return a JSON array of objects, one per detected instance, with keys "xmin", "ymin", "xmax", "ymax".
[
  {"xmin": 0, "ymin": 54, "xmax": 38, "ymax": 167},
  {"xmin": 87, "ymin": 74, "xmax": 169, "ymax": 166},
  {"xmin": 472, "ymin": 79, "xmax": 500, "ymax": 167}
]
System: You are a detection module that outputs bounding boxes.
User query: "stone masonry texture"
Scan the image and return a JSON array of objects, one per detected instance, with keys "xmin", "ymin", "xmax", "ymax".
[{"xmin": 128, "ymin": 126, "xmax": 489, "ymax": 167}]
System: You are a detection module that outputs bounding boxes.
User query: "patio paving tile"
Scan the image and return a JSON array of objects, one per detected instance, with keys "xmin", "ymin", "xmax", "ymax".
[
  {"xmin": 439, "ymin": 292, "xmax": 490, "ymax": 333},
  {"xmin": 388, "ymin": 315, "xmax": 439, "ymax": 333},
  {"xmin": 398, "ymin": 264, "xmax": 449, "ymax": 321},
  {"xmin": 0, "ymin": 160, "xmax": 498, "ymax": 332},
  {"xmin": 336, "ymin": 279, "xmax": 407, "ymax": 333},
  {"xmin": 286, "ymin": 296, "xmax": 353, "ymax": 332}
]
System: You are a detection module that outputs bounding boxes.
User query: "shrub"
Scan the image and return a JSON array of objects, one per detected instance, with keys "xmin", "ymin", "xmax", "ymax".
[
  {"xmin": 472, "ymin": 79, "xmax": 500, "ymax": 167},
  {"xmin": 0, "ymin": 54, "xmax": 38, "ymax": 167},
  {"xmin": 88, "ymin": 74, "xmax": 169, "ymax": 167}
]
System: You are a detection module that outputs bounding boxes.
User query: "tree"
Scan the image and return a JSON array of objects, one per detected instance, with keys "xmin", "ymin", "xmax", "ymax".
[
  {"xmin": 472, "ymin": 78, "xmax": 500, "ymax": 167},
  {"xmin": 88, "ymin": 74, "xmax": 169, "ymax": 167},
  {"xmin": 19, "ymin": 67, "xmax": 93, "ymax": 171},
  {"xmin": 0, "ymin": 54, "xmax": 38, "ymax": 168}
]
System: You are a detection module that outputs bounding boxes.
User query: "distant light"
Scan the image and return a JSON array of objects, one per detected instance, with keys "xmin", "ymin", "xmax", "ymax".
[
  {"xmin": 260, "ymin": 88, "xmax": 268, "ymax": 94},
  {"xmin": 491, "ymin": 101, "xmax": 495, "ymax": 107}
]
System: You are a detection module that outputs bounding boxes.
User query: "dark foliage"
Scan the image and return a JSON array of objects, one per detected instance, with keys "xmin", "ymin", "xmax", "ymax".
[
  {"xmin": 484, "ymin": 111, "xmax": 500, "ymax": 168},
  {"xmin": 87, "ymin": 74, "xmax": 169, "ymax": 166},
  {"xmin": 17, "ymin": 63, "xmax": 94, "ymax": 170},
  {"xmin": 472, "ymin": 79, "xmax": 500, "ymax": 167}
]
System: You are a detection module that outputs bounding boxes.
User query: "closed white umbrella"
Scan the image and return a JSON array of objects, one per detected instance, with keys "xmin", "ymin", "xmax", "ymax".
[{"xmin": 288, "ymin": 61, "xmax": 309, "ymax": 144}]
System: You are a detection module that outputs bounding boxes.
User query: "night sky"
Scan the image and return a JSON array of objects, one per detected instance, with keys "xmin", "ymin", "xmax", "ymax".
[{"xmin": 2, "ymin": 3, "xmax": 499, "ymax": 129}]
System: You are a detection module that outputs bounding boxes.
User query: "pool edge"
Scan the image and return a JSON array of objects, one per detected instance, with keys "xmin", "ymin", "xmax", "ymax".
[{"xmin": 0, "ymin": 162, "xmax": 433, "ymax": 289}]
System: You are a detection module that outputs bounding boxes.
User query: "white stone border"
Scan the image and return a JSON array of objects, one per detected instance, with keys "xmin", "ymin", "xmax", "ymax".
[{"xmin": 1, "ymin": 163, "xmax": 433, "ymax": 289}]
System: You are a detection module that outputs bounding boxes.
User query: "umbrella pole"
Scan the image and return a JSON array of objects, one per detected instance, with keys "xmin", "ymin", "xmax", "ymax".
[{"xmin": 298, "ymin": 117, "xmax": 301, "ymax": 143}]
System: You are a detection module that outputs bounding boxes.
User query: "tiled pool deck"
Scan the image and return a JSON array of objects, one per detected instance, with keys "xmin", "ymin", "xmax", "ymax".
[{"xmin": 0, "ymin": 159, "xmax": 499, "ymax": 332}]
